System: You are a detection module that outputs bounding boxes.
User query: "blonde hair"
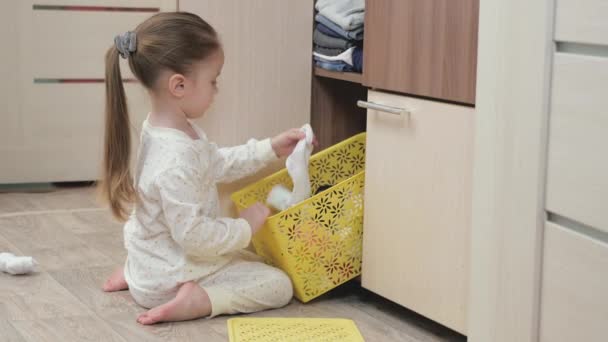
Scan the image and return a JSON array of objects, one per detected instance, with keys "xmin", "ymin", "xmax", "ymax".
[{"xmin": 101, "ymin": 12, "xmax": 220, "ymax": 220}]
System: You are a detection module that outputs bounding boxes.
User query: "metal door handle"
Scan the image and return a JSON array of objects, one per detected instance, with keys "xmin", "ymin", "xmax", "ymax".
[{"xmin": 357, "ymin": 100, "xmax": 410, "ymax": 116}]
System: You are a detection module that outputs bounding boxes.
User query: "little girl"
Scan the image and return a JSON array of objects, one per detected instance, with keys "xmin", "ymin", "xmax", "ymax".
[{"xmin": 100, "ymin": 12, "xmax": 310, "ymax": 325}]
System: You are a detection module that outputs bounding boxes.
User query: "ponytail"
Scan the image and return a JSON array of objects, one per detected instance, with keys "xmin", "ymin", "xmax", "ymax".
[
  {"xmin": 101, "ymin": 46, "xmax": 135, "ymax": 220},
  {"xmin": 100, "ymin": 12, "xmax": 221, "ymax": 220}
]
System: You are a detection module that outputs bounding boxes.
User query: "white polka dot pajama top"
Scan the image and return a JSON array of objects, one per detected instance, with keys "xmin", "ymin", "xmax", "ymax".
[{"xmin": 123, "ymin": 118, "xmax": 293, "ymax": 317}]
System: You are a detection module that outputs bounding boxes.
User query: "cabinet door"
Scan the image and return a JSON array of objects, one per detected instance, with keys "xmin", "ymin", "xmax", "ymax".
[
  {"xmin": 363, "ymin": 0, "xmax": 479, "ymax": 104},
  {"xmin": 361, "ymin": 90, "xmax": 474, "ymax": 334},
  {"xmin": 0, "ymin": 1, "xmax": 176, "ymax": 183}
]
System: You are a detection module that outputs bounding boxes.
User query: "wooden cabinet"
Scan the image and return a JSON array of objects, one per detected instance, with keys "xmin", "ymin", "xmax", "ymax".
[
  {"xmin": 0, "ymin": 1, "xmax": 176, "ymax": 183},
  {"xmin": 0, "ymin": 0, "xmax": 312, "ymax": 185},
  {"xmin": 363, "ymin": 0, "xmax": 479, "ymax": 104},
  {"xmin": 469, "ymin": 0, "xmax": 608, "ymax": 340},
  {"xmin": 361, "ymin": 90, "xmax": 474, "ymax": 334},
  {"xmin": 541, "ymin": 48, "xmax": 608, "ymax": 342},
  {"xmin": 312, "ymin": 2, "xmax": 479, "ymax": 332}
]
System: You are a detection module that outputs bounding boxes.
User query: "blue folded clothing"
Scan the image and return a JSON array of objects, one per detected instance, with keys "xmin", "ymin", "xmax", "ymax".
[
  {"xmin": 314, "ymin": 44, "xmax": 345, "ymax": 57},
  {"xmin": 315, "ymin": 14, "xmax": 364, "ymax": 41},
  {"xmin": 314, "ymin": 47, "xmax": 363, "ymax": 72},
  {"xmin": 316, "ymin": 22, "xmax": 343, "ymax": 39},
  {"xmin": 313, "ymin": 27, "xmax": 355, "ymax": 50},
  {"xmin": 315, "ymin": 59, "xmax": 355, "ymax": 72},
  {"xmin": 352, "ymin": 46, "xmax": 363, "ymax": 72}
]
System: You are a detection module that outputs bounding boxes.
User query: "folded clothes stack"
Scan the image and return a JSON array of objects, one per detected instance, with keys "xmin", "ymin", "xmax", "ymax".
[{"xmin": 313, "ymin": 0, "xmax": 364, "ymax": 73}]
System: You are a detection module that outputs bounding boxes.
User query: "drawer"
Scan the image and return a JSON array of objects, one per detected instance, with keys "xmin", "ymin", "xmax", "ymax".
[
  {"xmin": 546, "ymin": 53, "xmax": 608, "ymax": 232},
  {"xmin": 29, "ymin": 7, "xmax": 157, "ymax": 78},
  {"xmin": 22, "ymin": 83, "xmax": 149, "ymax": 145},
  {"xmin": 362, "ymin": 0, "xmax": 478, "ymax": 104},
  {"xmin": 555, "ymin": 0, "xmax": 608, "ymax": 46},
  {"xmin": 0, "ymin": 82, "xmax": 148, "ymax": 183},
  {"xmin": 361, "ymin": 90, "xmax": 474, "ymax": 334},
  {"xmin": 32, "ymin": 0, "xmax": 167, "ymax": 5},
  {"xmin": 540, "ymin": 221, "xmax": 608, "ymax": 342}
]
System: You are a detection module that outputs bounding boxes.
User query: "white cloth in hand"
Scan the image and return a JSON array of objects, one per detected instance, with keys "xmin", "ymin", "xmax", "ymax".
[
  {"xmin": 267, "ymin": 124, "xmax": 314, "ymax": 211},
  {"xmin": 0, "ymin": 252, "xmax": 37, "ymax": 275}
]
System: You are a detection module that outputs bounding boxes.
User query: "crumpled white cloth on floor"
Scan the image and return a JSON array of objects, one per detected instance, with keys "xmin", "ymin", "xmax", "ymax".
[
  {"xmin": 0, "ymin": 252, "xmax": 37, "ymax": 275},
  {"xmin": 267, "ymin": 124, "xmax": 314, "ymax": 211}
]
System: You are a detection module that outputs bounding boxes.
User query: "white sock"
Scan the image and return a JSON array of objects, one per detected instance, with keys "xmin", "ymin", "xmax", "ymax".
[
  {"xmin": 286, "ymin": 124, "xmax": 314, "ymax": 205},
  {"xmin": 0, "ymin": 252, "xmax": 37, "ymax": 275},
  {"xmin": 267, "ymin": 124, "xmax": 314, "ymax": 211},
  {"xmin": 266, "ymin": 185, "xmax": 293, "ymax": 212}
]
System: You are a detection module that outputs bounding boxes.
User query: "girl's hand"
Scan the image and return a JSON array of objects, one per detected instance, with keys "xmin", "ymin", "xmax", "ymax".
[
  {"xmin": 271, "ymin": 128, "xmax": 318, "ymax": 158},
  {"xmin": 240, "ymin": 202, "xmax": 271, "ymax": 235}
]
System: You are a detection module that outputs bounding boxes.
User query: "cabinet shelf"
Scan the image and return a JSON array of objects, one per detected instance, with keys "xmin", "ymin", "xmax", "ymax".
[{"xmin": 314, "ymin": 67, "xmax": 363, "ymax": 84}]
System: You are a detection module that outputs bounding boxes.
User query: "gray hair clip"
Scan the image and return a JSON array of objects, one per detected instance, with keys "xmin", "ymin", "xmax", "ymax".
[{"xmin": 114, "ymin": 31, "xmax": 137, "ymax": 59}]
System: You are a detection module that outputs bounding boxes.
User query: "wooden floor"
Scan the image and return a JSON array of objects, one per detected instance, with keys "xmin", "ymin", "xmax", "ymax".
[{"xmin": 0, "ymin": 185, "xmax": 465, "ymax": 342}]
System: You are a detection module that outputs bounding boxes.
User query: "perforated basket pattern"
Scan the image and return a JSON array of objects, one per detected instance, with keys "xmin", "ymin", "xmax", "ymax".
[
  {"xmin": 231, "ymin": 133, "xmax": 366, "ymax": 302},
  {"xmin": 227, "ymin": 318, "xmax": 365, "ymax": 342}
]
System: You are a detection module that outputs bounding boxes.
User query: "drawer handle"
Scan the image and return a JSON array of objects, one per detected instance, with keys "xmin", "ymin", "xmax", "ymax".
[{"xmin": 357, "ymin": 100, "xmax": 410, "ymax": 116}]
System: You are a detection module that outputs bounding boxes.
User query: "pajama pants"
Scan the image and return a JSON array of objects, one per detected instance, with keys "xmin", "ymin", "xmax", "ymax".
[{"xmin": 128, "ymin": 257, "xmax": 293, "ymax": 317}]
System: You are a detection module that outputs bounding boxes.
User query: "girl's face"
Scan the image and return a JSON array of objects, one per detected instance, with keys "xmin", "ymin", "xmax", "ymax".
[{"xmin": 180, "ymin": 48, "xmax": 224, "ymax": 119}]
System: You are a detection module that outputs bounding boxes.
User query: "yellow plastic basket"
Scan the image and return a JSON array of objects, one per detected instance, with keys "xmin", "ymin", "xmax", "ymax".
[{"xmin": 231, "ymin": 133, "xmax": 366, "ymax": 302}]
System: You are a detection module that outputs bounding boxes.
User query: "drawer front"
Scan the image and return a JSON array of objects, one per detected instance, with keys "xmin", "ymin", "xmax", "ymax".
[
  {"xmin": 361, "ymin": 90, "xmax": 474, "ymax": 334},
  {"xmin": 555, "ymin": 0, "xmax": 608, "ymax": 46},
  {"xmin": 26, "ymin": 2, "xmax": 168, "ymax": 79},
  {"xmin": 0, "ymin": 83, "xmax": 148, "ymax": 183},
  {"xmin": 362, "ymin": 0, "xmax": 479, "ymax": 104},
  {"xmin": 32, "ymin": 0, "xmax": 167, "ymax": 5},
  {"xmin": 0, "ymin": 0, "xmax": 176, "ymax": 183},
  {"xmin": 546, "ymin": 53, "xmax": 608, "ymax": 232},
  {"xmin": 540, "ymin": 222, "xmax": 608, "ymax": 342}
]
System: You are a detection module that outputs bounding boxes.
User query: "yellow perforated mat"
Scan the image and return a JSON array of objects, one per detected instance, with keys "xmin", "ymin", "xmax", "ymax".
[{"xmin": 227, "ymin": 317, "xmax": 365, "ymax": 342}]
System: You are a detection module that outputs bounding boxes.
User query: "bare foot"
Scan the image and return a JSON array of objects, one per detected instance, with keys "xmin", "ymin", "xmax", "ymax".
[
  {"xmin": 102, "ymin": 267, "xmax": 128, "ymax": 292},
  {"xmin": 137, "ymin": 282, "xmax": 212, "ymax": 325}
]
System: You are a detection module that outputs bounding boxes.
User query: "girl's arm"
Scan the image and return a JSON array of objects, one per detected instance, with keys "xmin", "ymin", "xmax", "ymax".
[
  {"xmin": 213, "ymin": 138, "xmax": 278, "ymax": 184},
  {"xmin": 212, "ymin": 128, "xmax": 312, "ymax": 184},
  {"xmin": 156, "ymin": 166, "xmax": 252, "ymax": 257}
]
